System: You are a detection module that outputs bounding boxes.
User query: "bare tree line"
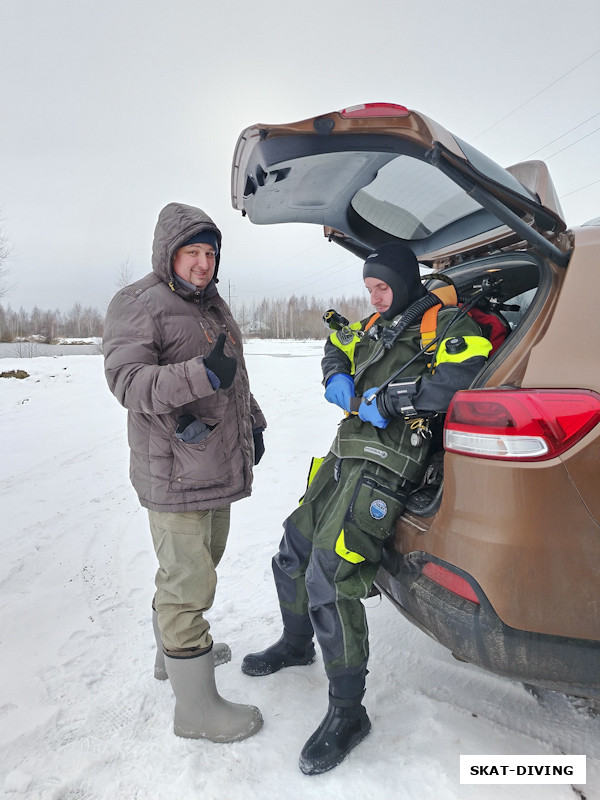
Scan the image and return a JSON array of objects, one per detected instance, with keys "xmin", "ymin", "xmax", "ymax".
[
  {"xmin": 0, "ymin": 293, "xmax": 373, "ymax": 344},
  {"xmin": 231, "ymin": 294, "xmax": 373, "ymax": 339},
  {"xmin": 0, "ymin": 220, "xmax": 371, "ymax": 342},
  {"xmin": 0, "ymin": 303, "xmax": 104, "ymax": 342},
  {"xmin": 0, "ymin": 217, "xmax": 12, "ymax": 301}
]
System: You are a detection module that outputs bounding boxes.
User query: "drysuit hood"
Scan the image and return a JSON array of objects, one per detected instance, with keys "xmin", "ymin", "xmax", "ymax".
[{"xmin": 363, "ymin": 242, "xmax": 426, "ymax": 320}]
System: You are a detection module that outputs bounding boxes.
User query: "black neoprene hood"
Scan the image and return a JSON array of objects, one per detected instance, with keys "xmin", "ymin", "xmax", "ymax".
[{"xmin": 363, "ymin": 242, "xmax": 426, "ymax": 319}]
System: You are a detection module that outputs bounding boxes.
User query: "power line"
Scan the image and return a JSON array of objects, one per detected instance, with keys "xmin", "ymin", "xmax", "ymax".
[
  {"xmin": 235, "ymin": 257, "xmax": 365, "ymax": 301},
  {"xmin": 244, "ymin": 236, "xmax": 358, "ymax": 295},
  {"xmin": 270, "ymin": 258, "xmax": 361, "ymax": 299},
  {"xmin": 539, "ymin": 126, "xmax": 600, "ymax": 161},
  {"xmin": 262, "ymin": 239, "xmax": 325, "ymax": 272},
  {"xmin": 560, "ymin": 178, "xmax": 600, "ymax": 200},
  {"xmin": 234, "ymin": 249, "xmax": 361, "ymax": 299},
  {"xmin": 473, "ymin": 49, "xmax": 600, "ymax": 141},
  {"xmin": 522, "ymin": 112, "xmax": 600, "ymax": 159},
  {"xmin": 270, "ymin": 253, "xmax": 358, "ymax": 293}
]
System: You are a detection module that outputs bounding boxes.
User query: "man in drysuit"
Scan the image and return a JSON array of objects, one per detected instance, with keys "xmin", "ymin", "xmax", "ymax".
[{"xmin": 242, "ymin": 242, "xmax": 492, "ymax": 774}]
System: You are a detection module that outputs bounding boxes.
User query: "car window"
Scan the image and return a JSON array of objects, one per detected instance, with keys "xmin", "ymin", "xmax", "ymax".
[
  {"xmin": 440, "ymin": 256, "xmax": 544, "ymax": 342},
  {"xmin": 351, "ymin": 155, "xmax": 481, "ymax": 240},
  {"xmin": 454, "ymin": 137, "xmax": 538, "ymax": 202}
]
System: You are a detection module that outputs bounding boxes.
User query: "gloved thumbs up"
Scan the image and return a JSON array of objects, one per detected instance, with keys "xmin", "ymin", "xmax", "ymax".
[{"xmin": 204, "ymin": 333, "xmax": 237, "ymax": 389}]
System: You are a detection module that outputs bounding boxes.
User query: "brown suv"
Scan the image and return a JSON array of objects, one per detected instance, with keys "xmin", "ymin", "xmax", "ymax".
[{"xmin": 231, "ymin": 102, "xmax": 600, "ymax": 701}]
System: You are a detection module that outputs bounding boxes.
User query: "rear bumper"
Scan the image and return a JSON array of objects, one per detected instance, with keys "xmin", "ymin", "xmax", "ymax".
[{"xmin": 375, "ymin": 551, "xmax": 600, "ymax": 700}]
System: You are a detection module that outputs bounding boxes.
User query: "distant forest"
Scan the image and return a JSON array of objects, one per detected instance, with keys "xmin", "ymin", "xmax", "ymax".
[
  {"xmin": 0, "ymin": 302, "xmax": 104, "ymax": 342},
  {"xmin": 0, "ymin": 294, "xmax": 372, "ymax": 343}
]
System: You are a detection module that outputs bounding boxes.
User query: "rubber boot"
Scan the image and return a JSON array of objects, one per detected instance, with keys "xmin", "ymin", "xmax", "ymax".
[
  {"xmin": 164, "ymin": 649, "xmax": 263, "ymax": 742},
  {"xmin": 153, "ymin": 609, "xmax": 231, "ymax": 680},
  {"xmin": 299, "ymin": 692, "xmax": 371, "ymax": 775},
  {"xmin": 241, "ymin": 630, "xmax": 316, "ymax": 676}
]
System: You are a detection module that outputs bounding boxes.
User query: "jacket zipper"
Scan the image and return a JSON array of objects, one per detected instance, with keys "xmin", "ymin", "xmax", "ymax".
[
  {"xmin": 197, "ymin": 319, "xmax": 213, "ymax": 344},
  {"xmin": 223, "ymin": 325, "xmax": 236, "ymax": 346},
  {"xmin": 197, "ymin": 318, "xmax": 237, "ymax": 347}
]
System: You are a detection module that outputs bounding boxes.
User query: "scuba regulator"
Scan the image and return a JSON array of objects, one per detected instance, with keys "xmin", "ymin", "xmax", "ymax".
[
  {"xmin": 323, "ymin": 309, "xmax": 363, "ymax": 347},
  {"xmin": 323, "ymin": 309, "xmax": 350, "ymax": 330}
]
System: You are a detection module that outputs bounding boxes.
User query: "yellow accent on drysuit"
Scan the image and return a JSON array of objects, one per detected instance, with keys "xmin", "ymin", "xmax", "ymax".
[
  {"xmin": 299, "ymin": 456, "xmax": 325, "ymax": 505},
  {"xmin": 301, "ymin": 457, "xmax": 367, "ymax": 563},
  {"xmin": 328, "ymin": 323, "xmax": 364, "ymax": 375},
  {"xmin": 328, "ymin": 314, "xmax": 380, "ymax": 374},
  {"xmin": 334, "ymin": 529, "xmax": 366, "ymax": 564},
  {"xmin": 436, "ymin": 335, "xmax": 493, "ymax": 364}
]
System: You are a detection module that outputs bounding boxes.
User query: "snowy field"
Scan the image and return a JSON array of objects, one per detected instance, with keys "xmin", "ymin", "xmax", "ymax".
[{"xmin": 1, "ymin": 339, "xmax": 598, "ymax": 800}]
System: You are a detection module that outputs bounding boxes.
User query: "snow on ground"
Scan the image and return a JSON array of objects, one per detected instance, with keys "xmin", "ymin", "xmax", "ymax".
[{"xmin": 0, "ymin": 339, "xmax": 598, "ymax": 800}]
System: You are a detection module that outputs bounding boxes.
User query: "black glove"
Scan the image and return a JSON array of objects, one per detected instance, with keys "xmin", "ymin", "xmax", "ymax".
[
  {"xmin": 204, "ymin": 333, "xmax": 237, "ymax": 389},
  {"xmin": 253, "ymin": 427, "xmax": 265, "ymax": 465}
]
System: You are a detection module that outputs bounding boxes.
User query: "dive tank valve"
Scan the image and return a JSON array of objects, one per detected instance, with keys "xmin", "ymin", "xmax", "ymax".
[{"xmin": 445, "ymin": 336, "xmax": 467, "ymax": 355}]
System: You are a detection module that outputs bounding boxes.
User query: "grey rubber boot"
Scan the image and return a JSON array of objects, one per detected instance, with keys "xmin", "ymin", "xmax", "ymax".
[
  {"xmin": 152, "ymin": 609, "xmax": 231, "ymax": 680},
  {"xmin": 165, "ymin": 650, "xmax": 263, "ymax": 742}
]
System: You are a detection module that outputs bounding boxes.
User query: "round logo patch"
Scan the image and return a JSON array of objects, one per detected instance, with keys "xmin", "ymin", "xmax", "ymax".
[{"xmin": 369, "ymin": 499, "xmax": 388, "ymax": 520}]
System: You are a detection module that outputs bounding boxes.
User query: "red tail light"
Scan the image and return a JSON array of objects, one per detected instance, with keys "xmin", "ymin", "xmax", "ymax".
[
  {"xmin": 444, "ymin": 389, "xmax": 600, "ymax": 461},
  {"xmin": 340, "ymin": 103, "xmax": 410, "ymax": 118},
  {"xmin": 422, "ymin": 562, "xmax": 480, "ymax": 604}
]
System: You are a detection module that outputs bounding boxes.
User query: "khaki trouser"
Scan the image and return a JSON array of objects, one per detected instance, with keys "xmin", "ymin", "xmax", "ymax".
[{"xmin": 148, "ymin": 507, "xmax": 230, "ymax": 653}]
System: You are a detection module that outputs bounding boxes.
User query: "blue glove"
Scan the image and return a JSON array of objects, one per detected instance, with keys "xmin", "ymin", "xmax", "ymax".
[
  {"xmin": 358, "ymin": 387, "xmax": 389, "ymax": 428},
  {"xmin": 205, "ymin": 367, "xmax": 221, "ymax": 390},
  {"xmin": 324, "ymin": 373, "xmax": 355, "ymax": 411}
]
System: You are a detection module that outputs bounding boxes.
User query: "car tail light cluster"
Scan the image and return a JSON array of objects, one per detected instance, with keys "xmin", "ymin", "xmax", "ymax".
[
  {"xmin": 422, "ymin": 562, "xmax": 480, "ymax": 604},
  {"xmin": 444, "ymin": 389, "xmax": 600, "ymax": 461},
  {"xmin": 340, "ymin": 103, "xmax": 410, "ymax": 118}
]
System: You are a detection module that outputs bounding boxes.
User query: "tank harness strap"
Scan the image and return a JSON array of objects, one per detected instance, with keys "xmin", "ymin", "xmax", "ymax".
[
  {"xmin": 420, "ymin": 285, "xmax": 458, "ymax": 353},
  {"xmin": 364, "ymin": 312, "xmax": 380, "ymax": 332}
]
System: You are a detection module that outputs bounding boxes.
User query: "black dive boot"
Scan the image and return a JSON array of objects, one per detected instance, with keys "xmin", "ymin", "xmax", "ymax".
[
  {"xmin": 299, "ymin": 692, "xmax": 371, "ymax": 775},
  {"xmin": 241, "ymin": 631, "xmax": 316, "ymax": 676}
]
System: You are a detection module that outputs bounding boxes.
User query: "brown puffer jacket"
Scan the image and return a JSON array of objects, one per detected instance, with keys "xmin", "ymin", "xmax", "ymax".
[{"xmin": 103, "ymin": 202, "xmax": 266, "ymax": 512}]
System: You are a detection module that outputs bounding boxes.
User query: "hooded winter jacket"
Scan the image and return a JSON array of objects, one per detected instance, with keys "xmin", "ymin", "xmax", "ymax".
[{"xmin": 103, "ymin": 203, "xmax": 266, "ymax": 512}]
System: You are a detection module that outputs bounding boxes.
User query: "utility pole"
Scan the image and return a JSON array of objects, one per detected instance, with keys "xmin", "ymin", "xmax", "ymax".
[{"xmin": 228, "ymin": 280, "xmax": 237, "ymax": 306}]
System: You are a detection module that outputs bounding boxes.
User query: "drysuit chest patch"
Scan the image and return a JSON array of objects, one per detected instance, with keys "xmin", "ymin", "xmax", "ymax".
[{"xmin": 369, "ymin": 499, "xmax": 388, "ymax": 520}]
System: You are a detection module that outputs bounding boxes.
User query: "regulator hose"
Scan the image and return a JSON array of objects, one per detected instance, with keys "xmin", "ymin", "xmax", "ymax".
[
  {"xmin": 381, "ymin": 292, "xmax": 443, "ymax": 349},
  {"xmin": 353, "ymin": 292, "xmax": 444, "ymax": 384}
]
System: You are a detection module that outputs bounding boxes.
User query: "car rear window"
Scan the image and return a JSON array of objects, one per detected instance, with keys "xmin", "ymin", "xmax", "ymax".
[{"xmin": 351, "ymin": 155, "xmax": 481, "ymax": 239}]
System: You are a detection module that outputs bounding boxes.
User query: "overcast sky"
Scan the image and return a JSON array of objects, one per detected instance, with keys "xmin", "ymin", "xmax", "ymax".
[{"xmin": 1, "ymin": 0, "xmax": 599, "ymax": 313}]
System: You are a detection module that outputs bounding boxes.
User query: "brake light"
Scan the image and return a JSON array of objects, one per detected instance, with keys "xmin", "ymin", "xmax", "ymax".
[
  {"xmin": 340, "ymin": 103, "xmax": 410, "ymax": 118},
  {"xmin": 422, "ymin": 562, "xmax": 480, "ymax": 604},
  {"xmin": 444, "ymin": 389, "xmax": 600, "ymax": 461}
]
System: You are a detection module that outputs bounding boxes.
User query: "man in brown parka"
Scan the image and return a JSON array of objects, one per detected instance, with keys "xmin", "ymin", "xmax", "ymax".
[{"xmin": 103, "ymin": 202, "xmax": 265, "ymax": 743}]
